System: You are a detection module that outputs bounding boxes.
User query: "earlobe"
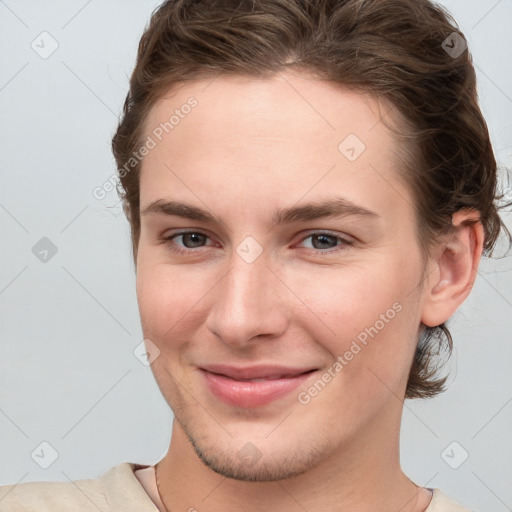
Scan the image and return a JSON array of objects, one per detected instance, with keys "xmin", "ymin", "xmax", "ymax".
[{"xmin": 420, "ymin": 209, "xmax": 484, "ymax": 328}]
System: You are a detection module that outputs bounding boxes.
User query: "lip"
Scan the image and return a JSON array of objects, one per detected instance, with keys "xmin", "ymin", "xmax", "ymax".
[{"xmin": 199, "ymin": 365, "xmax": 318, "ymax": 408}]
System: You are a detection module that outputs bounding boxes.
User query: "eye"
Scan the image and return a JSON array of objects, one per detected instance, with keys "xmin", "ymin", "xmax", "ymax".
[
  {"xmin": 163, "ymin": 231, "xmax": 216, "ymax": 254},
  {"xmin": 297, "ymin": 232, "xmax": 353, "ymax": 253},
  {"xmin": 162, "ymin": 230, "xmax": 353, "ymax": 256}
]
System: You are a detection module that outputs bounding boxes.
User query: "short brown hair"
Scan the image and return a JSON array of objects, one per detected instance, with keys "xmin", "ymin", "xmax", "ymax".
[{"xmin": 111, "ymin": 0, "xmax": 511, "ymax": 399}]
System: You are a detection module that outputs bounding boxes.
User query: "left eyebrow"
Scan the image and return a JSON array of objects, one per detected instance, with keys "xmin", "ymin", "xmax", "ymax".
[{"xmin": 140, "ymin": 197, "xmax": 381, "ymax": 225}]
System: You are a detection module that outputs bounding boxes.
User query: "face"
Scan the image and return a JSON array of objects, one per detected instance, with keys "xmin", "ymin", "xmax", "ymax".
[{"xmin": 136, "ymin": 71, "xmax": 428, "ymax": 481}]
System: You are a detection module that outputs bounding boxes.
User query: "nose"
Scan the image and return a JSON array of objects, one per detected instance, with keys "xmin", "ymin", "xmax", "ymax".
[{"xmin": 205, "ymin": 251, "xmax": 289, "ymax": 347}]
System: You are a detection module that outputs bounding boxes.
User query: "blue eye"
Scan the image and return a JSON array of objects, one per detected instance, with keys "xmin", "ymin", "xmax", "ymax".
[
  {"xmin": 163, "ymin": 231, "xmax": 352, "ymax": 255},
  {"xmin": 299, "ymin": 233, "xmax": 350, "ymax": 251}
]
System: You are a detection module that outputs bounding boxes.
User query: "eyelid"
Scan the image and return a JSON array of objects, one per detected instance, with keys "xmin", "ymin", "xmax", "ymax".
[
  {"xmin": 298, "ymin": 229, "xmax": 354, "ymax": 243},
  {"xmin": 163, "ymin": 229, "xmax": 353, "ymax": 254},
  {"xmin": 295, "ymin": 230, "xmax": 354, "ymax": 252},
  {"xmin": 164, "ymin": 230, "xmax": 218, "ymax": 250}
]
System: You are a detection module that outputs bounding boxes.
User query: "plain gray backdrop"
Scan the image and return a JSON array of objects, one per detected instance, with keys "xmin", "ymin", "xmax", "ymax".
[{"xmin": 1, "ymin": 1, "xmax": 511, "ymax": 511}]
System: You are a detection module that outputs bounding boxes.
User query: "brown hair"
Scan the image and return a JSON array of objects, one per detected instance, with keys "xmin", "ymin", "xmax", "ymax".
[{"xmin": 111, "ymin": 0, "xmax": 511, "ymax": 399}]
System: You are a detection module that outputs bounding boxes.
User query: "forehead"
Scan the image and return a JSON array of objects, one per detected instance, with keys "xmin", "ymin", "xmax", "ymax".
[
  {"xmin": 139, "ymin": 71, "xmax": 413, "ymax": 223},
  {"xmin": 143, "ymin": 71, "xmax": 396, "ymax": 150}
]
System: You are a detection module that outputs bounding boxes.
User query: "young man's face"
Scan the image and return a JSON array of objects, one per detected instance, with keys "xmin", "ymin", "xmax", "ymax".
[{"xmin": 136, "ymin": 71, "xmax": 430, "ymax": 481}]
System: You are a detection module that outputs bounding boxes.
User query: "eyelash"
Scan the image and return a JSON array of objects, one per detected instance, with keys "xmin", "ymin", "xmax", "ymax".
[{"xmin": 162, "ymin": 230, "xmax": 353, "ymax": 256}]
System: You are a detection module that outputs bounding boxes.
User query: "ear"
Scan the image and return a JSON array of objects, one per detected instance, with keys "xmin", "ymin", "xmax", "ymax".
[{"xmin": 420, "ymin": 208, "xmax": 485, "ymax": 328}]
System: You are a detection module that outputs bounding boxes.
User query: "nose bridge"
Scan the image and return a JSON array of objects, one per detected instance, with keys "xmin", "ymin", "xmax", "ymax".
[{"xmin": 206, "ymin": 250, "xmax": 287, "ymax": 345}]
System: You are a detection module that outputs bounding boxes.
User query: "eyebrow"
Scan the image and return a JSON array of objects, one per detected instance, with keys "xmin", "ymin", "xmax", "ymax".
[{"xmin": 141, "ymin": 197, "xmax": 381, "ymax": 225}]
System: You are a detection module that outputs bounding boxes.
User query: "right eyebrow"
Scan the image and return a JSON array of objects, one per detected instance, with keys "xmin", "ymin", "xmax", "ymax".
[{"xmin": 141, "ymin": 200, "xmax": 221, "ymax": 223}]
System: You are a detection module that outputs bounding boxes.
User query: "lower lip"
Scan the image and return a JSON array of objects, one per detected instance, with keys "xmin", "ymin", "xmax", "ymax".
[{"xmin": 200, "ymin": 369, "xmax": 316, "ymax": 408}]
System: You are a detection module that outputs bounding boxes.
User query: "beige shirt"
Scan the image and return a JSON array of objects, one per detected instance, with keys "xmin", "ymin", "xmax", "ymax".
[{"xmin": 0, "ymin": 461, "xmax": 473, "ymax": 511}]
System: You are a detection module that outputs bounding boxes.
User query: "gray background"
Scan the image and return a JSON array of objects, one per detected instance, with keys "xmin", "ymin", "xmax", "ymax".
[{"xmin": 0, "ymin": 1, "xmax": 511, "ymax": 511}]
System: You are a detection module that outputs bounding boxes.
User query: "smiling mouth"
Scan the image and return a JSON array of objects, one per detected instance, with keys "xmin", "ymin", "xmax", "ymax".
[{"xmin": 199, "ymin": 368, "xmax": 319, "ymax": 408}]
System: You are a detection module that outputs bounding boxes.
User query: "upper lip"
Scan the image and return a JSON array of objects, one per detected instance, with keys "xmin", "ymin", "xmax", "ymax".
[{"xmin": 200, "ymin": 364, "xmax": 317, "ymax": 380}]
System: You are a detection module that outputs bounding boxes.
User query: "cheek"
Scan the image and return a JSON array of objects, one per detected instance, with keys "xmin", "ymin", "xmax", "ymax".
[
  {"xmin": 299, "ymin": 263, "xmax": 398, "ymax": 330},
  {"xmin": 300, "ymin": 257, "xmax": 420, "ymax": 376},
  {"xmin": 136, "ymin": 258, "xmax": 191, "ymax": 339},
  {"xmin": 136, "ymin": 254, "xmax": 217, "ymax": 349}
]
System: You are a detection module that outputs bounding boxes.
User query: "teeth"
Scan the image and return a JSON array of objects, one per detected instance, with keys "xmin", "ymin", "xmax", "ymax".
[
  {"xmin": 211, "ymin": 371, "xmax": 314, "ymax": 381},
  {"xmin": 240, "ymin": 375, "xmax": 289, "ymax": 382}
]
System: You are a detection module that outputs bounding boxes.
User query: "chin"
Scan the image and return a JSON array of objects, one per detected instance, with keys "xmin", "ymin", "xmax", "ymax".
[{"xmin": 177, "ymin": 414, "xmax": 331, "ymax": 482}]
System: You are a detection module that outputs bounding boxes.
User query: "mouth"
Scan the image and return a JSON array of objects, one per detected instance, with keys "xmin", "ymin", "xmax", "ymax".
[{"xmin": 199, "ymin": 366, "xmax": 318, "ymax": 408}]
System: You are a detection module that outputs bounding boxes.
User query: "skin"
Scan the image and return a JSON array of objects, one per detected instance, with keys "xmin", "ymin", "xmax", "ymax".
[{"xmin": 135, "ymin": 70, "xmax": 484, "ymax": 512}]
